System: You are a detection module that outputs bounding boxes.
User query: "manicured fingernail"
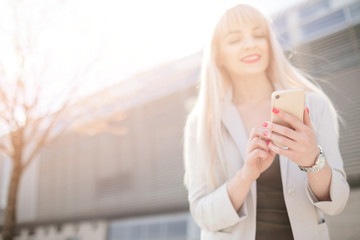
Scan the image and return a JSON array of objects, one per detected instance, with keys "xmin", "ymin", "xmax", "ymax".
[
  {"xmin": 272, "ymin": 107, "xmax": 279, "ymax": 114},
  {"xmin": 262, "ymin": 121, "xmax": 268, "ymax": 127},
  {"xmin": 267, "ymin": 140, "xmax": 270, "ymax": 145},
  {"xmin": 263, "ymin": 131, "xmax": 268, "ymax": 136},
  {"xmin": 306, "ymin": 107, "xmax": 309, "ymax": 114}
]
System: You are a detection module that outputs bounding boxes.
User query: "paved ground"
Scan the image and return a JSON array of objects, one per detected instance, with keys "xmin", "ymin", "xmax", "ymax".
[{"xmin": 326, "ymin": 187, "xmax": 360, "ymax": 240}]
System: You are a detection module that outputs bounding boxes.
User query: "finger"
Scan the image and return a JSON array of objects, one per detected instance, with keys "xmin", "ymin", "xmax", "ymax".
[
  {"xmin": 268, "ymin": 140, "xmax": 293, "ymax": 159},
  {"xmin": 268, "ymin": 148, "xmax": 277, "ymax": 157},
  {"xmin": 272, "ymin": 107, "xmax": 307, "ymax": 132},
  {"xmin": 266, "ymin": 131, "xmax": 297, "ymax": 149},
  {"xmin": 248, "ymin": 148, "xmax": 269, "ymax": 160},
  {"xmin": 262, "ymin": 150, "xmax": 277, "ymax": 164},
  {"xmin": 248, "ymin": 137, "xmax": 270, "ymax": 153},
  {"xmin": 264, "ymin": 143, "xmax": 277, "ymax": 157},
  {"xmin": 303, "ymin": 107, "xmax": 313, "ymax": 128},
  {"xmin": 263, "ymin": 121, "xmax": 300, "ymax": 142},
  {"xmin": 249, "ymin": 127, "xmax": 270, "ymax": 141}
]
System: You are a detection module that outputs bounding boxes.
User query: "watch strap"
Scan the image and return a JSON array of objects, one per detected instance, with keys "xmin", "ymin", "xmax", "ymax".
[{"xmin": 299, "ymin": 145, "xmax": 326, "ymax": 173}]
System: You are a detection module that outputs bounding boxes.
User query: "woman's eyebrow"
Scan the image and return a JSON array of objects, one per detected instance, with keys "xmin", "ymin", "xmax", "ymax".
[
  {"xmin": 227, "ymin": 27, "xmax": 261, "ymax": 34},
  {"xmin": 225, "ymin": 31, "xmax": 242, "ymax": 37},
  {"xmin": 224, "ymin": 27, "xmax": 262, "ymax": 39}
]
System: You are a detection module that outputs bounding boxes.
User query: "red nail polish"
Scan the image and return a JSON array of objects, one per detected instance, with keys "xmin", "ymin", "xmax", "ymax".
[
  {"xmin": 262, "ymin": 122, "xmax": 268, "ymax": 127},
  {"xmin": 272, "ymin": 107, "xmax": 279, "ymax": 114},
  {"xmin": 306, "ymin": 107, "xmax": 309, "ymax": 114},
  {"xmin": 267, "ymin": 140, "xmax": 270, "ymax": 145},
  {"xmin": 263, "ymin": 131, "xmax": 268, "ymax": 136}
]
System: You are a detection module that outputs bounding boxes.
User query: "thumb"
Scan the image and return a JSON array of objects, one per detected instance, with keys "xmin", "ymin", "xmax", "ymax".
[{"xmin": 303, "ymin": 107, "xmax": 312, "ymax": 128}]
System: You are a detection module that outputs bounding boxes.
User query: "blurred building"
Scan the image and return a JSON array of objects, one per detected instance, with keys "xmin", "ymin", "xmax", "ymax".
[{"xmin": 1, "ymin": 0, "xmax": 360, "ymax": 239}]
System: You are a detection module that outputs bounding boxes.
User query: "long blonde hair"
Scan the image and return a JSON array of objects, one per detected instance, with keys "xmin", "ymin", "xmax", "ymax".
[{"xmin": 184, "ymin": 4, "xmax": 338, "ymax": 189}]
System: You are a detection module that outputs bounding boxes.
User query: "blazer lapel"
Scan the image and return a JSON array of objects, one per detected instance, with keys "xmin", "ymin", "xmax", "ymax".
[
  {"xmin": 279, "ymin": 155, "xmax": 289, "ymax": 190},
  {"xmin": 220, "ymin": 99, "xmax": 248, "ymax": 166}
]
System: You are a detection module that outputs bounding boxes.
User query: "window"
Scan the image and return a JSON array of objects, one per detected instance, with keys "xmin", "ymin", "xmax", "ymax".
[
  {"xmin": 273, "ymin": 16, "xmax": 287, "ymax": 32},
  {"xmin": 301, "ymin": 10, "xmax": 346, "ymax": 38},
  {"xmin": 277, "ymin": 32, "xmax": 290, "ymax": 49},
  {"xmin": 108, "ymin": 213, "xmax": 188, "ymax": 240},
  {"xmin": 349, "ymin": 1, "xmax": 360, "ymax": 20},
  {"xmin": 299, "ymin": 0, "xmax": 329, "ymax": 19}
]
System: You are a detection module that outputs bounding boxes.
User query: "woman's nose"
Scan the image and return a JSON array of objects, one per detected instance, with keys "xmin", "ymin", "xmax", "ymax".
[{"xmin": 243, "ymin": 36, "xmax": 256, "ymax": 49}]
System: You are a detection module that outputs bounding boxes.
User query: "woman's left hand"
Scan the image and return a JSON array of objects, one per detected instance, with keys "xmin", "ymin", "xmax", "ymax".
[{"xmin": 263, "ymin": 107, "xmax": 320, "ymax": 167}]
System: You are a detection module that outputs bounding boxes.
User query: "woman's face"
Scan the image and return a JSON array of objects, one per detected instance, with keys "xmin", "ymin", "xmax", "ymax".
[{"xmin": 218, "ymin": 24, "xmax": 270, "ymax": 79}]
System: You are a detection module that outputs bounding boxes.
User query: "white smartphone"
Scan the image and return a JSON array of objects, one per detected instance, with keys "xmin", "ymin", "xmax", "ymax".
[{"xmin": 271, "ymin": 88, "xmax": 305, "ymax": 148}]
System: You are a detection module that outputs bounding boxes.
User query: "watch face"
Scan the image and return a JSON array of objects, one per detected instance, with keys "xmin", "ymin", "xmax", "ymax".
[
  {"xmin": 318, "ymin": 156, "xmax": 326, "ymax": 168},
  {"xmin": 299, "ymin": 147, "xmax": 326, "ymax": 172}
]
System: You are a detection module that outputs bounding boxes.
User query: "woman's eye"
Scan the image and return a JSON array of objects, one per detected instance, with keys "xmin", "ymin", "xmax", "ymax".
[
  {"xmin": 229, "ymin": 38, "xmax": 241, "ymax": 44},
  {"xmin": 254, "ymin": 34, "xmax": 265, "ymax": 38}
]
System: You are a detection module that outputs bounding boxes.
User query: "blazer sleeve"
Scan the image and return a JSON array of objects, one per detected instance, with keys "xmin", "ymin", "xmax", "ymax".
[
  {"xmin": 183, "ymin": 114, "xmax": 247, "ymax": 232},
  {"xmin": 305, "ymin": 94, "xmax": 350, "ymax": 216}
]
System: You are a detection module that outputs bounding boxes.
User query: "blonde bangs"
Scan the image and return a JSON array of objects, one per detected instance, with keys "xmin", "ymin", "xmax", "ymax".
[{"xmin": 215, "ymin": 4, "xmax": 269, "ymax": 42}]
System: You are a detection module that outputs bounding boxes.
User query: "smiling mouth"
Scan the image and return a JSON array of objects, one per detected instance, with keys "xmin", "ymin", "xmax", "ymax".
[{"xmin": 241, "ymin": 54, "xmax": 261, "ymax": 63}]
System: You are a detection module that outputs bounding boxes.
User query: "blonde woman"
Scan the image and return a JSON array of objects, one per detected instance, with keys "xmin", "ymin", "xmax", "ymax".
[{"xmin": 183, "ymin": 4, "xmax": 349, "ymax": 240}]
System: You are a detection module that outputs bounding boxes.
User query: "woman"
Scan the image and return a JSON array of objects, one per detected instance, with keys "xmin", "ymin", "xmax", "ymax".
[{"xmin": 183, "ymin": 4, "xmax": 349, "ymax": 240}]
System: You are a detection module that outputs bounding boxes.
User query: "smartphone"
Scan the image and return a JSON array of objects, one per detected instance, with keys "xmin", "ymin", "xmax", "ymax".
[{"xmin": 271, "ymin": 88, "xmax": 305, "ymax": 148}]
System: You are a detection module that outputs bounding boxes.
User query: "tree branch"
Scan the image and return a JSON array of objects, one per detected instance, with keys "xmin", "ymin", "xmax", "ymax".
[
  {"xmin": 0, "ymin": 141, "xmax": 13, "ymax": 156},
  {"xmin": 0, "ymin": 86, "xmax": 12, "ymax": 117},
  {"xmin": 22, "ymin": 101, "xmax": 70, "ymax": 171}
]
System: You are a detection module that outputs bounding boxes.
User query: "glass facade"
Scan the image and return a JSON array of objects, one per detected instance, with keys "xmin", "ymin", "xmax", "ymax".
[{"xmin": 108, "ymin": 213, "xmax": 189, "ymax": 240}]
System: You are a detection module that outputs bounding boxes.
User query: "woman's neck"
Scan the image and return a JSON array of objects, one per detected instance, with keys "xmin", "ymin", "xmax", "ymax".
[{"xmin": 231, "ymin": 73, "xmax": 274, "ymax": 106}]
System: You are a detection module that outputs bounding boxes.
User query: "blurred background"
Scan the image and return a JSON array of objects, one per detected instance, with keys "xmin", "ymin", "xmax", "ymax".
[{"xmin": 0, "ymin": 0, "xmax": 359, "ymax": 239}]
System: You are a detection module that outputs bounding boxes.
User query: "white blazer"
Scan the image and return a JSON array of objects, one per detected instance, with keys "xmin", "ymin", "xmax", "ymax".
[{"xmin": 184, "ymin": 91, "xmax": 350, "ymax": 240}]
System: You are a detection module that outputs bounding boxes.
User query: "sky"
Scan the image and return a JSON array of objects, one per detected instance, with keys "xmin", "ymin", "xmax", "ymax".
[{"xmin": 0, "ymin": 0, "xmax": 306, "ymax": 101}]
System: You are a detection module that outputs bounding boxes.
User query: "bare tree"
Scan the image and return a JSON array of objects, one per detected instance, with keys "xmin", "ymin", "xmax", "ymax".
[{"xmin": 0, "ymin": 1, "xmax": 124, "ymax": 239}]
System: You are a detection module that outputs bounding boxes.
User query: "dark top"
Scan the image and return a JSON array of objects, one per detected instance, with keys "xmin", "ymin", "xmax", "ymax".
[{"xmin": 256, "ymin": 154, "xmax": 294, "ymax": 240}]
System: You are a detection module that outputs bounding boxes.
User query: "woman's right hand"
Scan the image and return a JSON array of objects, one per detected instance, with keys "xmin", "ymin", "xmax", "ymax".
[
  {"xmin": 227, "ymin": 127, "xmax": 276, "ymax": 211},
  {"xmin": 242, "ymin": 127, "xmax": 276, "ymax": 181}
]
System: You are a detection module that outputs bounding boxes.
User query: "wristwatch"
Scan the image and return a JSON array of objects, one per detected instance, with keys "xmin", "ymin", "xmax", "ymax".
[{"xmin": 299, "ymin": 145, "xmax": 326, "ymax": 173}]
